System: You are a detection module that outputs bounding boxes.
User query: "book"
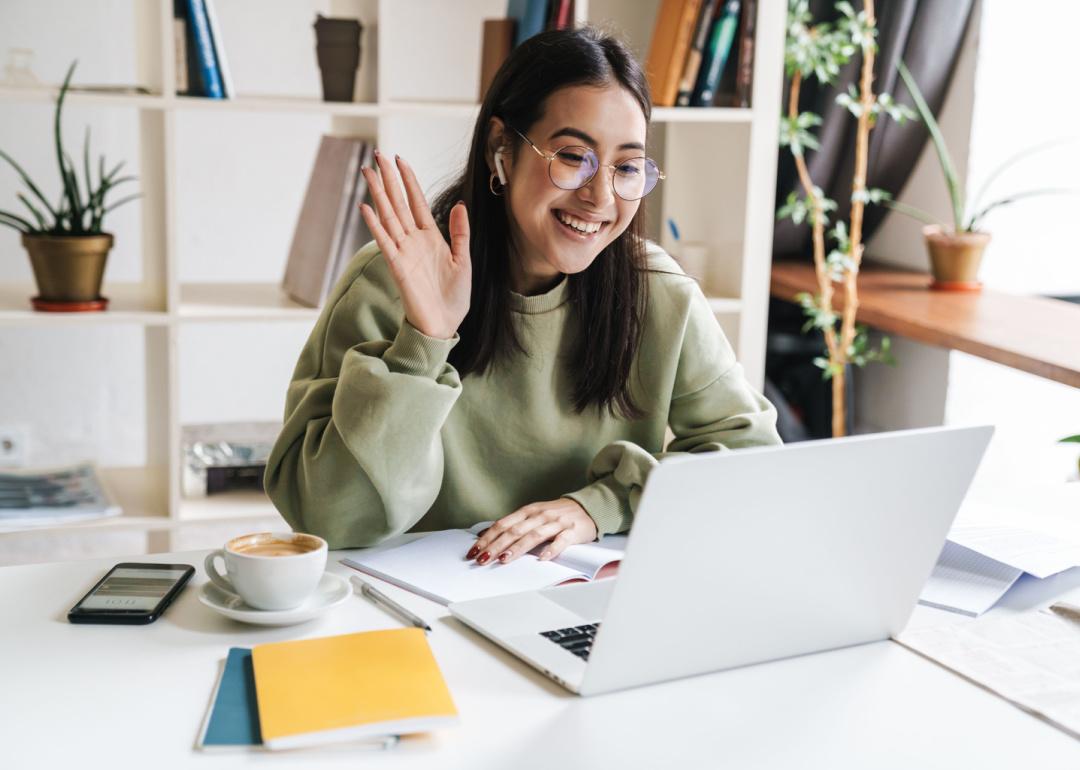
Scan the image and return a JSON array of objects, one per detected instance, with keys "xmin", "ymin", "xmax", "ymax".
[
  {"xmin": 174, "ymin": 0, "xmax": 202, "ymax": 96},
  {"xmin": 690, "ymin": 0, "xmax": 740, "ymax": 107},
  {"xmin": 0, "ymin": 463, "xmax": 120, "ymax": 530},
  {"xmin": 479, "ymin": 19, "xmax": 516, "ymax": 101},
  {"xmin": 282, "ymin": 136, "xmax": 369, "ymax": 308},
  {"xmin": 731, "ymin": 0, "xmax": 757, "ymax": 107},
  {"xmin": 173, "ymin": 16, "xmax": 189, "ymax": 93},
  {"xmin": 342, "ymin": 524, "xmax": 625, "ymax": 605},
  {"xmin": 251, "ymin": 629, "xmax": 458, "ymax": 750},
  {"xmin": 644, "ymin": 0, "xmax": 704, "ymax": 107},
  {"xmin": 185, "ymin": 0, "xmax": 224, "ymax": 98},
  {"xmin": 196, "ymin": 648, "xmax": 261, "ymax": 750},
  {"xmin": 551, "ymin": 0, "xmax": 574, "ymax": 30},
  {"xmin": 326, "ymin": 143, "xmax": 376, "ymax": 294},
  {"xmin": 675, "ymin": 0, "xmax": 721, "ymax": 107},
  {"xmin": 507, "ymin": 0, "xmax": 549, "ymax": 48},
  {"xmin": 196, "ymin": 647, "xmax": 399, "ymax": 752},
  {"xmin": 202, "ymin": 0, "xmax": 234, "ymax": 98}
]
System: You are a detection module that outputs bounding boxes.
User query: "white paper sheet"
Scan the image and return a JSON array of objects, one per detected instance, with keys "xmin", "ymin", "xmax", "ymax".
[
  {"xmin": 895, "ymin": 607, "xmax": 1080, "ymax": 740},
  {"xmin": 918, "ymin": 541, "xmax": 1023, "ymax": 616},
  {"xmin": 948, "ymin": 522, "xmax": 1080, "ymax": 580}
]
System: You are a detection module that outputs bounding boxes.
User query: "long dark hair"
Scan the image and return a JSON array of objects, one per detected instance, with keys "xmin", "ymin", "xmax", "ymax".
[{"xmin": 430, "ymin": 27, "xmax": 653, "ymax": 420}]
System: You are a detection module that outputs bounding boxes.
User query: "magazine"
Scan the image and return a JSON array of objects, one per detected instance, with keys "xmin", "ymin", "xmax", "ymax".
[{"xmin": 0, "ymin": 463, "xmax": 121, "ymax": 529}]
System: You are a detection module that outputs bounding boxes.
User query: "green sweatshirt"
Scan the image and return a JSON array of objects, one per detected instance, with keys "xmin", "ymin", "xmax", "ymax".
[{"xmin": 265, "ymin": 240, "xmax": 781, "ymax": 549}]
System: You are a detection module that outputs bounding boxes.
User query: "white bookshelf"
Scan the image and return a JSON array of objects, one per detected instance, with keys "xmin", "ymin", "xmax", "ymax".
[{"xmin": 0, "ymin": 0, "xmax": 785, "ymax": 553}]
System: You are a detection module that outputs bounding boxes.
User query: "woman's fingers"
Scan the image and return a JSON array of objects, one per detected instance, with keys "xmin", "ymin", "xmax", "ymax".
[
  {"xmin": 373, "ymin": 151, "xmax": 417, "ymax": 233},
  {"xmin": 363, "ymin": 165, "xmax": 407, "ymax": 244},
  {"xmin": 539, "ymin": 529, "xmax": 578, "ymax": 561},
  {"xmin": 496, "ymin": 522, "xmax": 563, "ymax": 563},
  {"xmin": 395, "ymin": 155, "xmax": 437, "ymax": 230},
  {"xmin": 448, "ymin": 201, "xmax": 471, "ymax": 262},
  {"xmin": 358, "ymin": 203, "xmax": 398, "ymax": 263},
  {"xmin": 478, "ymin": 513, "xmax": 550, "ymax": 564},
  {"xmin": 470, "ymin": 507, "xmax": 534, "ymax": 558}
]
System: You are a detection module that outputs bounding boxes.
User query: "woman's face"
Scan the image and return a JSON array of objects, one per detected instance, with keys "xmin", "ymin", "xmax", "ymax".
[{"xmin": 491, "ymin": 83, "xmax": 648, "ymax": 294}]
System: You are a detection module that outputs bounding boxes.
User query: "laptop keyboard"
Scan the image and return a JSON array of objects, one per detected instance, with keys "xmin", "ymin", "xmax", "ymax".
[{"xmin": 540, "ymin": 623, "xmax": 601, "ymax": 660}]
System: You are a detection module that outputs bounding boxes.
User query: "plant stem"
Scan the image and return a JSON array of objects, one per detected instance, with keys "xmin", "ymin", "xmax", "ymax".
[{"xmin": 788, "ymin": 70, "xmax": 838, "ymax": 366}]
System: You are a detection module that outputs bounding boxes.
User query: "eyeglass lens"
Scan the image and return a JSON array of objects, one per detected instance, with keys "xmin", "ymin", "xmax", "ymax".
[{"xmin": 549, "ymin": 146, "xmax": 660, "ymax": 200}]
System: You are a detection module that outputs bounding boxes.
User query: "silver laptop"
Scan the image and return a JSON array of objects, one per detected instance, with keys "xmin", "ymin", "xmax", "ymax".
[{"xmin": 448, "ymin": 425, "xmax": 993, "ymax": 696}]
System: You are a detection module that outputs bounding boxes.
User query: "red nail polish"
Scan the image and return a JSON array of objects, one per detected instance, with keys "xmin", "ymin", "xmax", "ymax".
[
  {"xmin": 477, "ymin": 552, "xmax": 490, "ymax": 565},
  {"xmin": 498, "ymin": 552, "xmax": 510, "ymax": 563},
  {"xmin": 466, "ymin": 546, "xmax": 479, "ymax": 559}
]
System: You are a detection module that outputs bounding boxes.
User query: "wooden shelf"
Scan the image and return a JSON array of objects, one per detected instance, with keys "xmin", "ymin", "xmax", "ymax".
[{"xmin": 770, "ymin": 260, "xmax": 1080, "ymax": 388}]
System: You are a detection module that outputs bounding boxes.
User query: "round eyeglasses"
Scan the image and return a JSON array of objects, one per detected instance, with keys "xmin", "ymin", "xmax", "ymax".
[{"xmin": 510, "ymin": 126, "xmax": 665, "ymax": 201}]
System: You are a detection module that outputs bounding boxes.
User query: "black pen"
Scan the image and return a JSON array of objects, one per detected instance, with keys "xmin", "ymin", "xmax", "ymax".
[{"xmin": 350, "ymin": 575, "xmax": 433, "ymax": 633}]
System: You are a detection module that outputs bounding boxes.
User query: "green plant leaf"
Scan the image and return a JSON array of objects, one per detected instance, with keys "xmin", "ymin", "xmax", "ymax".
[
  {"xmin": 896, "ymin": 60, "xmax": 964, "ymax": 233},
  {"xmin": 881, "ymin": 198, "xmax": 940, "ymax": 226},
  {"xmin": 970, "ymin": 136, "xmax": 1078, "ymax": 214},
  {"xmin": 0, "ymin": 208, "xmax": 34, "ymax": 233},
  {"xmin": 966, "ymin": 188, "xmax": 1080, "ymax": 231},
  {"xmin": 1060, "ymin": 435, "xmax": 1080, "ymax": 443},
  {"xmin": 0, "ymin": 149, "xmax": 60, "ymax": 223},
  {"xmin": 16, "ymin": 192, "xmax": 47, "ymax": 230}
]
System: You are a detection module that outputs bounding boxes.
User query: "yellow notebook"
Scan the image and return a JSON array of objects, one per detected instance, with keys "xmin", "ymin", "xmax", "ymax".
[{"xmin": 251, "ymin": 628, "xmax": 458, "ymax": 750}]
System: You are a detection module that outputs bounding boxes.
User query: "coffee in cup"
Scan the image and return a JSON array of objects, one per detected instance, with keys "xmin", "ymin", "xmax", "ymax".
[{"xmin": 204, "ymin": 532, "xmax": 327, "ymax": 611}]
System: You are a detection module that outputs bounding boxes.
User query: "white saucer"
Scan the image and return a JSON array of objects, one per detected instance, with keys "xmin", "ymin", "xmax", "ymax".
[{"xmin": 198, "ymin": 571, "xmax": 351, "ymax": 626}]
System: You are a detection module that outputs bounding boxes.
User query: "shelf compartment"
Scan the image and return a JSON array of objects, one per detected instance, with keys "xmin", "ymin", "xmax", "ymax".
[
  {"xmin": 0, "ymin": 86, "xmax": 168, "ymax": 110},
  {"xmin": 178, "ymin": 283, "xmax": 319, "ymax": 322},
  {"xmin": 178, "ymin": 491, "xmax": 287, "ymax": 523}
]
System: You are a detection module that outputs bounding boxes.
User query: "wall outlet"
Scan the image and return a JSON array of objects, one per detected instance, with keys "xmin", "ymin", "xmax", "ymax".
[{"xmin": 0, "ymin": 426, "xmax": 27, "ymax": 467}]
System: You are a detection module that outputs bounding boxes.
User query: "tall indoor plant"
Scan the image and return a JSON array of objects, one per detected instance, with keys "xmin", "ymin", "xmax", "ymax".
[
  {"xmin": 887, "ymin": 61, "xmax": 1076, "ymax": 290},
  {"xmin": 778, "ymin": 0, "xmax": 914, "ymax": 437},
  {"xmin": 0, "ymin": 61, "xmax": 140, "ymax": 311}
]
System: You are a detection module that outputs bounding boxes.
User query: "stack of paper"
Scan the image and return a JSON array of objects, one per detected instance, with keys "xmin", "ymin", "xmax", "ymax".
[{"xmin": 919, "ymin": 520, "xmax": 1080, "ymax": 616}]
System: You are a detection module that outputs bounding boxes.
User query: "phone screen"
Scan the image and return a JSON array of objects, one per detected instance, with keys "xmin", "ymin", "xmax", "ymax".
[{"xmin": 78, "ymin": 566, "xmax": 191, "ymax": 611}]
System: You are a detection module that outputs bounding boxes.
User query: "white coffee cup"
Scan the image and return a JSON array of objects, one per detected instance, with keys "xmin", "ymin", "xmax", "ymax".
[{"xmin": 204, "ymin": 531, "xmax": 327, "ymax": 611}]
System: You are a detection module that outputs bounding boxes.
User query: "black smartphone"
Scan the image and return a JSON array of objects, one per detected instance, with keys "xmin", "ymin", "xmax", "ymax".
[{"xmin": 68, "ymin": 562, "xmax": 195, "ymax": 625}]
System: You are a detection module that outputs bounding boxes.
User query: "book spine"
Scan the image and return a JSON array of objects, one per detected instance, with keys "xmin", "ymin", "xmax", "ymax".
[
  {"xmin": 555, "ymin": 0, "xmax": 573, "ymax": 30},
  {"xmin": 479, "ymin": 18, "xmax": 516, "ymax": 101},
  {"xmin": 173, "ymin": 18, "xmax": 188, "ymax": 94},
  {"xmin": 186, "ymin": 0, "xmax": 224, "ymax": 99},
  {"xmin": 645, "ymin": 0, "xmax": 704, "ymax": 107},
  {"xmin": 691, "ymin": 0, "xmax": 740, "ymax": 107},
  {"xmin": 676, "ymin": 0, "xmax": 720, "ymax": 107},
  {"xmin": 732, "ymin": 0, "xmax": 757, "ymax": 108},
  {"xmin": 202, "ymin": 0, "xmax": 234, "ymax": 98},
  {"xmin": 511, "ymin": 0, "xmax": 548, "ymax": 47}
]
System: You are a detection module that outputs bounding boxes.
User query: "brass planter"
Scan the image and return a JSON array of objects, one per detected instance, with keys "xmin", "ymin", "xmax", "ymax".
[
  {"xmin": 22, "ymin": 232, "xmax": 113, "ymax": 304},
  {"xmin": 922, "ymin": 225, "xmax": 990, "ymax": 291}
]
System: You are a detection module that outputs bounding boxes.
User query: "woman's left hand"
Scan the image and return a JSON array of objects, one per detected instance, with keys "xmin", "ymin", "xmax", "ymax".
[{"xmin": 466, "ymin": 498, "xmax": 598, "ymax": 564}]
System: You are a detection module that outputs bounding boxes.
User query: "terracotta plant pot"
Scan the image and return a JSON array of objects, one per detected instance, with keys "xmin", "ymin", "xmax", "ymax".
[
  {"xmin": 922, "ymin": 225, "xmax": 990, "ymax": 291},
  {"xmin": 22, "ymin": 232, "xmax": 113, "ymax": 309}
]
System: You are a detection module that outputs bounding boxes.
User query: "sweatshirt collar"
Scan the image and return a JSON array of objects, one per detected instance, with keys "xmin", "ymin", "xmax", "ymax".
[{"xmin": 508, "ymin": 274, "xmax": 570, "ymax": 314}]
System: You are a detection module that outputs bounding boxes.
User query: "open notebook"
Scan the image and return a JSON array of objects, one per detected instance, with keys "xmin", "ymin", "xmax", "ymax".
[{"xmin": 342, "ymin": 524, "xmax": 626, "ymax": 605}]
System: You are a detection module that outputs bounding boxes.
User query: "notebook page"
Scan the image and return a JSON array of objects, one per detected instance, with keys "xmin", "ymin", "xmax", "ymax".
[
  {"xmin": 918, "ymin": 541, "xmax": 1023, "ymax": 616},
  {"xmin": 342, "ymin": 530, "xmax": 589, "ymax": 605}
]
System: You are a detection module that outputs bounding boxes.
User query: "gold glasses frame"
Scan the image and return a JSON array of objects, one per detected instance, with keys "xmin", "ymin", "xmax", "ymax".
[{"xmin": 508, "ymin": 125, "xmax": 666, "ymax": 201}]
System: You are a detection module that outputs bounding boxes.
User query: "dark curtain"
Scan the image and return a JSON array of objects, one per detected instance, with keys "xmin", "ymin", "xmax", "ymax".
[{"xmin": 773, "ymin": 0, "xmax": 977, "ymax": 257}]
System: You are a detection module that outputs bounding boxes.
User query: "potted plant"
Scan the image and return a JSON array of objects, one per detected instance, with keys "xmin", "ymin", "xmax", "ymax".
[
  {"xmin": 0, "ymin": 61, "xmax": 140, "ymax": 311},
  {"xmin": 889, "ymin": 61, "xmax": 1075, "ymax": 291}
]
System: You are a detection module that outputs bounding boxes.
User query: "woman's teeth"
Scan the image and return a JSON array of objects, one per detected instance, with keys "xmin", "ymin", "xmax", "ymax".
[{"xmin": 555, "ymin": 210, "xmax": 603, "ymax": 234}]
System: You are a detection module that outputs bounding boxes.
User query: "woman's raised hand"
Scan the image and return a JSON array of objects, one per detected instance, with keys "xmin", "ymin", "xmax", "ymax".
[{"xmin": 359, "ymin": 151, "xmax": 471, "ymax": 340}]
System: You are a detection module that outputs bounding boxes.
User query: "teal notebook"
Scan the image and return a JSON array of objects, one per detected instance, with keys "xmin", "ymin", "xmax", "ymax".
[{"xmin": 198, "ymin": 647, "xmax": 261, "ymax": 749}]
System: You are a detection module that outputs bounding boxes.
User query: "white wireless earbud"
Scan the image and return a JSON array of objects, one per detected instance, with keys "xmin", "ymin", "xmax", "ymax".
[{"xmin": 494, "ymin": 149, "xmax": 508, "ymax": 185}]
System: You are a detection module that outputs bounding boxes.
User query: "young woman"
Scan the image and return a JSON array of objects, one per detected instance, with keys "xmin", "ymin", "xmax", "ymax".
[{"xmin": 265, "ymin": 27, "xmax": 781, "ymax": 566}]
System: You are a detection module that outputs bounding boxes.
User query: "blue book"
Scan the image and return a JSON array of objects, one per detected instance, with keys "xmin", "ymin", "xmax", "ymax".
[
  {"xmin": 186, "ymin": 0, "xmax": 224, "ymax": 99},
  {"xmin": 198, "ymin": 648, "xmax": 261, "ymax": 748},
  {"xmin": 690, "ymin": 0, "xmax": 740, "ymax": 106},
  {"xmin": 508, "ymin": 0, "xmax": 549, "ymax": 48}
]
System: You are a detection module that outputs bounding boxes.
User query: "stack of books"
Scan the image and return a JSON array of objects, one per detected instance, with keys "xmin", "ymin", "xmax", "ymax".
[
  {"xmin": 196, "ymin": 629, "xmax": 457, "ymax": 751},
  {"xmin": 645, "ymin": 0, "xmax": 758, "ymax": 108},
  {"xmin": 174, "ymin": 0, "xmax": 233, "ymax": 99},
  {"xmin": 479, "ymin": 0, "xmax": 576, "ymax": 99},
  {"xmin": 281, "ymin": 136, "xmax": 375, "ymax": 308},
  {"xmin": 0, "ymin": 463, "xmax": 121, "ymax": 531}
]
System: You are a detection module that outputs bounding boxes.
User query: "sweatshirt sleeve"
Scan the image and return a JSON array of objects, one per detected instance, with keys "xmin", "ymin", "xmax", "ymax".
[
  {"xmin": 264, "ymin": 244, "xmax": 463, "ymax": 549},
  {"xmin": 562, "ymin": 278, "xmax": 782, "ymax": 536}
]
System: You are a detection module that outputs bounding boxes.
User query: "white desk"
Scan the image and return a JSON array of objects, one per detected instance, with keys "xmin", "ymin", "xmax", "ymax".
[{"xmin": 3, "ymin": 548, "xmax": 1080, "ymax": 769}]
